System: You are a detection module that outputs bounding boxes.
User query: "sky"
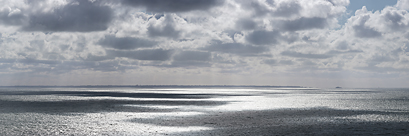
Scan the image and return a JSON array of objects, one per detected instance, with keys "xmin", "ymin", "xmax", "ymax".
[{"xmin": 1, "ymin": 0, "xmax": 409, "ymax": 88}]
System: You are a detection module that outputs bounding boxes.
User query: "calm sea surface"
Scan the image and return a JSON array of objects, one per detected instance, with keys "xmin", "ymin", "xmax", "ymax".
[{"xmin": 0, "ymin": 87, "xmax": 408, "ymax": 135}]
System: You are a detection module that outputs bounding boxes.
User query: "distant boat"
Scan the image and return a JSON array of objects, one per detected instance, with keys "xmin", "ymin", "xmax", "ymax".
[{"xmin": 335, "ymin": 86, "xmax": 342, "ymax": 89}]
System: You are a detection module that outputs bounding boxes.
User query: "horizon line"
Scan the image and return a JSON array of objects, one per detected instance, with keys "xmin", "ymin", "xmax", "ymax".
[{"xmin": 0, "ymin": 85, "xmax": 308, "ymax": 88}]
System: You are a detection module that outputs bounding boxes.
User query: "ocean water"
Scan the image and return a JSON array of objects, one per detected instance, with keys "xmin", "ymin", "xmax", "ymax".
[{"xmin": 0, "ymin": 86, "xmax": 408, "ymax": 135}]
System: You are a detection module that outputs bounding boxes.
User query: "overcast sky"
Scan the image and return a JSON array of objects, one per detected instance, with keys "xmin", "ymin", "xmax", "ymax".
[{"xmin": 1, "ymin": 0, "xmax": 409, "ymax": 88}]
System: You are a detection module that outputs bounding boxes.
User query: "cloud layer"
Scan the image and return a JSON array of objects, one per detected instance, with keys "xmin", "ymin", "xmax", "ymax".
[{"xmin": 0, "ymin": 0, "xmax": 408, "ymax": 87}]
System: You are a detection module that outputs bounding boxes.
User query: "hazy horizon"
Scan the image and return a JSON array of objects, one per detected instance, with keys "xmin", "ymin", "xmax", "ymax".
[{"xmin": 1, "ymin": 0, "xmax": 409, "ymax": 88}]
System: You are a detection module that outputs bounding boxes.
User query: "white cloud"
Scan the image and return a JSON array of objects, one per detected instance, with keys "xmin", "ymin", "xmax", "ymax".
[{"xmin": 396, "ymin": 0, "xmax": 409, "ymax": 10}]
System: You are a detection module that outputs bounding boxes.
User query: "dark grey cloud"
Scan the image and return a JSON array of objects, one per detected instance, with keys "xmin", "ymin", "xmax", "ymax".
[
  {"xmin": 246, "ymin": 30, "xmax": 280, "ymax": 45},
  {"xmin": 382, "ymin": 8, "xmax": 408, "ymax": 31},
  {"xmin": 85, "ymin": 54, "xmax": 114, "ymax": 62},
  {"xmin": 17, "ymin": 58, "xmax": 61, "ymax": 65},
  {"xmin": 370, "ymin": 54, "xmax": 395, "ymax": 64},
  {"xmin": 22, "ymin": 0, "xmax": 113, "ymax": 32},
  {"xmin": 173, "ymin": 51, "xmax": 211, "ymax": 62},
  {"xmin": 107, "ymin": 49, "xmax": 174, "ymax": 61},
  {"xmin": 384, "ymin": 10, "xmax": 403, "ymax": 24},
  {"xmin": 121, "ymin": 0, "xmax": 221, "ymax": 13},
  {"xmin": 248, "ymin": 1, "xmax": 270, "ymax": 16},
  {"xmin": 279, "ymin": 17, "xmax": 328, "ymax": 31},
  {"xmin": 98, "ymin": 35, "xmax": 157, "ymax": 50},
  {"xmin": 353, "ymin": 25, "xmax": 382, "ymax": 38},
  {"xmin": 202, "ymin": 41, "xmax": 269, "ymax": 56},
  {"xmin": 235, "ymin": 18, "xmax": 257, "ymax": 30},
  {"xmin": 278, "ymin": 60, "xmax": 294, "ymax": 65},
  {"xmin": 148, "ymin": 15, "xmax": 180, "ymax": 39},
  {"xmin": 0, "ymin": 8, "xmax": 26, "ymax": 25},
  {"xmin": 154, "ymin": 14, "xmax": 165, "ymax": 20},
  {"xmin": 327, "ymin": 49, "xmax": 363, "ymax": 54},
  {"xmin": 281, "ymin": 51, "xmax": 332, "ymax": 59},
  {"xmin": 352, "ymin": 15, "xmax": 382, "ymax": 38},
  {"xmin": 301, "ymin": 59, "xmax": 316, "ymax": 66},
  {"xmin": 263, "ymin": 59, "xmax": 294, "ymax": 66},
  {"xmin": 262, "ymin": 59, "xmax": 277, "ymax": 65},
  {"xmin": 0, "ymin": 58, "xmax": 15, "ymax": 64}
]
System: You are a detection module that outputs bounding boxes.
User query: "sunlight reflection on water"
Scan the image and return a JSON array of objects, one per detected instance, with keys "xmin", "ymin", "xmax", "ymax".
[{"xmin": 0, "ymin": 87, "xmax": 408, "ymax": 135}]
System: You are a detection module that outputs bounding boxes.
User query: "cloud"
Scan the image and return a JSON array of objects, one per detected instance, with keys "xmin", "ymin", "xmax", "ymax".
[
  {"xmin": 344, "ymin": 6, "xmax": 409, "ymax": 38},
  {"xmin": 278, "ymin": 60, "xmax": 295, "ymax": 65},
  {"xmin": 327, "ymin": 0, "xmax": 350, "ymax": 6},
  {"xmin": 262, "ymin": 59, "xmax": 277, "ymax": 65},
  {"xmin": 1, "ymin": 0, "xmax": 409, "ymax": 87},
  {"xmin": 238, "ymin": 0, "xmax": 302, "ymax": 17},
  {"xmin": 147, "ymin": 15, "xmax": 181, "ymax": 39},
  {"xmin": 246, "ymin": 30, "xmax": 280, "ymax": 45},
  {"xmin": 121, "ymin": 0, "xmax": 221, "ymax": 13},
  {"xmin": 98, "ymin": 35, "xmax": 157, "ymax": 50},
  {"xmin": 22, "ymin": 0, "xmax": 113, "ymax": 32},
  {"xmin": 263, "ymin": 59, "xmax": 295, "ymax": 66},
  {"xmin": 370, "ymin": 54, "xmax": 395, "ymax": 64},
  {"xmin": 107, "ymin": 49, "xmax": 174, "ymax": 61},
  {"xmin": 147, "ymin": 23, "xmax": 180, "ymax": 39},
  {"xmin": 279, "ymin": 17, "xmax": 329, "ymax": 31},
  {"xmin": 84, "ymin": 49, "xmax": 175, "ymax": 62},
  {"xmin": 381, "ymin": 7, "xmax": 409, "ymax": 32},
  {"xmin": 173, "ymin": 51, "xmax": 211, "ymax": 62},
  {"xmin": 344, "ymin": 6, "xmax": 409, "ymax": 37},
  {"xmin": 235, "ymin": 18, "xmax": 257, "ymax": 30},
  {"xmin": 0, "ymin": 58, "xmax": 61, "ymax": 66},
  {"xmin": 272, "ymin": 0, "xmax": 302, "ymax": 17},
  {"xmin": 396, "ymin": 0, "xmax": 409, "ymax": 10},
  {"xmin": 141, "ymin": 50, "xmax": 213, "ymax": 68},
  {"xmin": 327, "ymin": 49, "xmax": 363, "ymax": 54},
  {"xmin": 17, "ymin": 58, "xmax": 61, "ymax": 65},
  {"xmin": 202, "ymin": 41, "xmax": 269, "ymax": 56},
  {"xmin": 281, "ymin": 51, "xmax": 332, "ymax": 59},
  {"xmin": 0, "ymin": 7, "xmax": 26, "ymax": 25},
  {"xmin": 245, "ymin": 1, "xmax": 270, "ymax": 16},
  {"xmin": 168, "ymin": 61, "xmax": 211, "ymax": 68},
  {"xmin": 336, "ymin": 40, "xmax": 349, "ymax": 50},
  {"xmin": 351, "ymin": 14, "xmax": 382, "ymax": 38},
  {"xmin": 85, "ymin": 54, "xmax": 113, "ymax": 62}
]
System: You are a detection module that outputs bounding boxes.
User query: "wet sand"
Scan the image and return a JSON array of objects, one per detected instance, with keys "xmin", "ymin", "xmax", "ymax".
[{"xmin": 0, "ymin": 87, "xmax": 408, "ymax": 135}]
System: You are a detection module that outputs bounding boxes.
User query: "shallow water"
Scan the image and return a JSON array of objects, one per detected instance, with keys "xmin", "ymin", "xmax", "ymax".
[{"xmin": 0, "ymin": 87, "xmax": 408, "ymax": 135}]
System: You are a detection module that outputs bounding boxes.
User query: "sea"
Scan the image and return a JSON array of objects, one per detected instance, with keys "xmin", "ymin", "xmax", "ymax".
[{"xmin": 0, "ymin": 86, "xmax": 408, "ymax": 135}]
